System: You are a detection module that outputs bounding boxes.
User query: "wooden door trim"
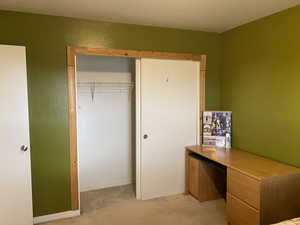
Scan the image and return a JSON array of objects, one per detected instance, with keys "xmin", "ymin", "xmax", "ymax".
[{"xmin": 67, "ymin": 46, "xmax": 207, "ymax": 210}]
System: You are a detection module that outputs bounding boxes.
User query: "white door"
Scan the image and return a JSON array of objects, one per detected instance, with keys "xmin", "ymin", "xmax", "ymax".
[
  {"xmin": 0, "ymin": 45, "xmax": 33, "ymax": 225},
  {"xmin": 138, "ymin": 58, "xmax": 199, "ymax": 200}
]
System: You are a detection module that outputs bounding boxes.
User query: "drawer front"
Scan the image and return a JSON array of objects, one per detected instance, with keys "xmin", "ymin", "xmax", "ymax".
[
  {"xmin": 228, "ymin": 168, "xmax": 261, "ymax": 209},
  {"xmin": 227, "ymin": 193, "xmax": 260, "ymax": 225}
]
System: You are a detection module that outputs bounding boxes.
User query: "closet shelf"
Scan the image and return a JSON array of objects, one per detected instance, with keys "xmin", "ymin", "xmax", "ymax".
[
  {"xmin": 77, "ymin": 81, "xmax": 134, "ymax": 97},
  {"xmin": 77, "ymin": 82, "xmax": 134, "ymax": 88}
]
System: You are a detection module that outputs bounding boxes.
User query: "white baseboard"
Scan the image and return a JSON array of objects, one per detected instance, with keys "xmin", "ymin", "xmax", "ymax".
[{"xmin": 33, "ymin": 210, "xmax": 80, "ymax": 224}]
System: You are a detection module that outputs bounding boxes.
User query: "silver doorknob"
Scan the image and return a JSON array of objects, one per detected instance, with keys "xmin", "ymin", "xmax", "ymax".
[{"xmin": 20, "ymin": 145, "xmax": 29, "ymax": 152}]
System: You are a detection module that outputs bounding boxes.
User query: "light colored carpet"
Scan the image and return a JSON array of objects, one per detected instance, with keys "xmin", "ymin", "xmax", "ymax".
[{"xmin": 44, "ymin": 185, "xmax": 227, "ymax": 225}]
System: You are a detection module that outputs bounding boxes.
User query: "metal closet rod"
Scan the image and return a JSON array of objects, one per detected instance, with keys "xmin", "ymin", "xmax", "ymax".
[
  {"xmin": 76, "ymin": 82, "xmax": 134, "ymax": 98},
  {"xmin": 77, "ymin": 81, "xmax": 135, "ymax": 87}
]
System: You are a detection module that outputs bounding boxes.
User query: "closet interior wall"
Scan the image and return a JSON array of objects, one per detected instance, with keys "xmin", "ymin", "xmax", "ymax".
[{"xmin": 76, "ymin": 55, "xmax": 135, "ymax": 192}]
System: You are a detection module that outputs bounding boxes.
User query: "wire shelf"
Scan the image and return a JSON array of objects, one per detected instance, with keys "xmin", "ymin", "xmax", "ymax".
[{"xmin": 77, "ymin": 81, "xmax": 135, "ymax": 99}]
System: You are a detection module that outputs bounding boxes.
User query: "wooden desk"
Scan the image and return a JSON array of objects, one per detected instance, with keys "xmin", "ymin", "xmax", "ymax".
[{"xmin": 185, "ymin": 145, "xmax": 300, "ymax": 225}]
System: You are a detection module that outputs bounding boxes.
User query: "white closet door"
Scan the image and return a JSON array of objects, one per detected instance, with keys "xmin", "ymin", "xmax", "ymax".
[
  {"xmin": 139, "ymin": 58, "xmax": 199, "ymax": 200},
  {"xmin": 0, "ymin": 45, "xmax": 33, "ymax": 224}
]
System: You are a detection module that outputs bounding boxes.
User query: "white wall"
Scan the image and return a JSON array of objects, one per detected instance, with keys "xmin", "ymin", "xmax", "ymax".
[{"xmin": 76, "ymin": 55, "xmax": 135, "ymax": 192}]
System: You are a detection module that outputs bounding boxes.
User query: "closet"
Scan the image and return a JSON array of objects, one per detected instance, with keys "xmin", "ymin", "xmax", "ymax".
[
  {"xmin": 76, "ymin": 55, "xmax": 135, "ymax": 196},
  {"xmin": 70, "ymin": 47, "xmax": 202, "ymax": 211}
]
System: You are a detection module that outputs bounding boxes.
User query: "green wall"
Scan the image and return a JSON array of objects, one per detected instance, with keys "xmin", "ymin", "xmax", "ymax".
[
  {"xmin": 3, "ymin": 4, "xmax": 300, "ymax": 218},
  {"xmin": 0, "ymin": 10, "xmax": 221, "ymax": 216},
  {"xmin": 221, "ymin": 5, "xmax": 300, "ymax": 167}
]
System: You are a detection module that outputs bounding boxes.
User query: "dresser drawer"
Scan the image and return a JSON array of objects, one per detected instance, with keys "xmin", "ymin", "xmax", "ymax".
[
  {"xmin": 228, "ymin": 168, "xmax": 261, "ymax": 209},
  {"xmin": 227, "ymin": 193, "xmax": 260, "ymax": 225}
]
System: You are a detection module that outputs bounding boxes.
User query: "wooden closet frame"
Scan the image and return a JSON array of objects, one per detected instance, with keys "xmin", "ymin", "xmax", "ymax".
[{"xmin": 67, "ymin": 46, "xmax": 207, "ymax": 210}]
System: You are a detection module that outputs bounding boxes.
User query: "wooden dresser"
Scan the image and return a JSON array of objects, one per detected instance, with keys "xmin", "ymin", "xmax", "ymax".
[{"xmin": 185, "ymin": 145, "xmax": 300, "ymax": 225}]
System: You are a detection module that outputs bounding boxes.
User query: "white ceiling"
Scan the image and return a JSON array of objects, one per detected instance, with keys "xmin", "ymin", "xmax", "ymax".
[{"xmin": 1, "ymin": 0, "xmax": 300, "ymax": 33}]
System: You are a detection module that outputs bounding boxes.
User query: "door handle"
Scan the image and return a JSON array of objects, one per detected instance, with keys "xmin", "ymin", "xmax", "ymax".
[
  {"xmin": 20, "ymin": 145, "xmax": 29, "ymax": 152},
  {"xmin": 143, "ymin": 134, "xmax": 148, "ymax": 139}
]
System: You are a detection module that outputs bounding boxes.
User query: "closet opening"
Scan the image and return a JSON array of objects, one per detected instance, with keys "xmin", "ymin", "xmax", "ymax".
[
  {"xmin": 76, "ymin": 55, "xmax": 136, "ymax": 213},
  {"xmin": 67, "ymin": 46, "xmax": 206, "ymax": 212}
]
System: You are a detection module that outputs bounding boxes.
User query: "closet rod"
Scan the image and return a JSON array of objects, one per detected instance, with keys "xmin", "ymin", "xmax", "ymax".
[{"xmin": 77, "ymin": 82, "xmax": 134, "ymax": 87}]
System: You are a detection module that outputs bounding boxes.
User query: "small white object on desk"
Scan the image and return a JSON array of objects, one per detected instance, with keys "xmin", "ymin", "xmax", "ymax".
[{"xmin": 225, "ymin": 133, "xmax": 231, "ymax": 149}]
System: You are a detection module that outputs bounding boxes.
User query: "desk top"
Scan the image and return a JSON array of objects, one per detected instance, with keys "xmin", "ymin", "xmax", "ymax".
[{"xmin": 186, "ymin": 145, "xmax": 300, "ymax": 181}]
